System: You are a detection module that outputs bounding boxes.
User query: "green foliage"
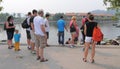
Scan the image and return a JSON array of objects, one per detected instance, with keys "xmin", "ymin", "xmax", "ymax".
[
  {"xmin": 0, "ymin": 13, "xmax": 10, "ymax": 22},
  {"xmin": 53, "ymin": 13, "xmax": 66, "ymax": 21},
  {"xmin": 0, "ymin": 0, "xmax": 2, "ymax": 11},
  {"xmin": 104, "ymin": 0, "xmax": 120, "ymax": 20},
  {"xmin": 0, "ymin": 13, "xmax": 24, "ymax": 23},
  {"xmin": 104, "ymin": 0, "xmax": 120, "ymax": 10}
]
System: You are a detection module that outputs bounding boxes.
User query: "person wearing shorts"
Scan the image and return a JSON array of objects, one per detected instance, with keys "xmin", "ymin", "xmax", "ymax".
[
  {"xmin": 83, "ymin": 14, "xmax": 98, "ymax": 63},
  {"xmin": 5, "ymin": 16, "xmax": 15, "ymax": 49},
  {"xmin": 34, "ymin": 10, "xmax": 48, "ymax": 62},
  {"xmin": 26, "ymin": 12, "xmax": 32, "ymax": 50},
  {"xmin": 44, "ymin": 13, "xmax": 50, "ymax": 46},
  {"xmin": 69, "ymin": 16, "xmax": 78, "ymax": 47},
  {"xmin": 29, "ymin": 9, "xmax": 37, "ymax": 54}
]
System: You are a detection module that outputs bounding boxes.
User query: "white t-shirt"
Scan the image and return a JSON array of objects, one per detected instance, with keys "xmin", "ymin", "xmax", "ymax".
[
  {"xmin": 34, "ymin": 16, "xmax": 45, "ymax": 36},
  {"xmin": 44, "ymin": 18, "xmax": 50, "ymax": 32}
]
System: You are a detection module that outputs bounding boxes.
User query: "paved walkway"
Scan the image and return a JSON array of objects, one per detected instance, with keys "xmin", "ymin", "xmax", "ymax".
[{"xmin": 0, "ymin": 45, "xmax": 120, "ymax": 69}]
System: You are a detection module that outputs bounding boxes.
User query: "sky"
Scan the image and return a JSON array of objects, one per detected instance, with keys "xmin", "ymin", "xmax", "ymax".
[{"xmin": 1, "ymin": 0, "xmax": 107, "ymax": 14}]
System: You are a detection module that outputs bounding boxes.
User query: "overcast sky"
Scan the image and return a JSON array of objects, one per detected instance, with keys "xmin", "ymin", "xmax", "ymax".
[{"xmin": 1, "ymin": 0, "xmax": 107, "ymax": 14}]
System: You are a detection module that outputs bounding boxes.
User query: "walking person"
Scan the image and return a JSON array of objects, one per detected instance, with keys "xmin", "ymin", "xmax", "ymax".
[
  {"xmin": 69, "ymin": 16, "xmax": 78, "ymax": 47},
  {"xmin": 29, "ymin": 9, "xmax": 38, "ymax": 54},
  {"xmin": 44, "ymin": 13, "xmax": 50, "ymax": 46},
  {"xmin": 57, "ymin": 16, "xmax": 68, "ymax": 45},
  {"xmin": 34, "ymin": 10, "xmax": 48, "ymax": 62},
  {"xmin": 83, "ymin": 14, "xmax": 98, "ymax": 63},
  {"xmin": 26, "ymin": 12, "xmax": 32, "ymax": 50},
  {"xmin": 5, "ymin": 16, "xmax": 15, "ymax": 49},
  {"xmin": 14, "ymin": 30, "xmax": 21, "ymax": 51}
]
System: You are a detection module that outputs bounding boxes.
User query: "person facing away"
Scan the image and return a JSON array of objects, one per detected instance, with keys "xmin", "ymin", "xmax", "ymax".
[
  {"xmin": 14, "ymin": 30, "xmax": 21, "ymax": 51},
  {"xmin": 83, "ymin": 14, "xmax": 98, "ymax": 63},
  {"xmin": 80, "ymin": 12, "xmax": 91, "ymax": 44},
  {"xmin": 69, "ymin": 16, "xmax": 78, "ymax": 47},
  {"xmin": 57, "ymin": 16, "xmax": 68, "ymax": 45}
]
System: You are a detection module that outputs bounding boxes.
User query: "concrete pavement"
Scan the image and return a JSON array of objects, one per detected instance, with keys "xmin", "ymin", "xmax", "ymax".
[{"xmin": 0, "ymin": 45, "xmax": 120, "ymax": 69}]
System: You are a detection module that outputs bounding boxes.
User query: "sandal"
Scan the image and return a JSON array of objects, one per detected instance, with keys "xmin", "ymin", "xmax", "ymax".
[
  {"xmin": 83, "ymin": 58, "xmax": 87, "ymax": 62},
  {"xmin": 36, "ymin": 56, "xmax": 41, "ymax": 60},
  {"xmin": 8, "ymin": 47, "xmax": 12, "ymax": 49},
  {"xmin": 90, "ymin": 59, "xmax": 95, "ymax": 63},
  {"xmin": 40, "ymin": 58, "xmax": 48, "ymax": 62}
]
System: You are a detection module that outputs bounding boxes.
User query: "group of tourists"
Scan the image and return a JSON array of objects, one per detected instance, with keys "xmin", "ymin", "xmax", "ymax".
[
  {"xmin": 5, "ymin": 9, "xmax": 50, "ymax": 62},
  {"xmin": 5, "ymin": 9, "xmax": 103, "ymax": 63}
]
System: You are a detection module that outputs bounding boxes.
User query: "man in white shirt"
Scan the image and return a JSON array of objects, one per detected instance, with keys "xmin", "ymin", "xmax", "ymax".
[
  {"xmin": 34, "ymin": 10, "xmax": 48, "ymax": 62},
  {"xmin": 44, "ymin": 13, "xmax": 50, "ymax": 46}
]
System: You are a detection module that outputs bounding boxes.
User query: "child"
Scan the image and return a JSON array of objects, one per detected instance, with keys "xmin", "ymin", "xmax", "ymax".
[
  {"xmin": 65, "ymin": 38, "xmax": 71, "ymax": 44},
  {"xmin": 14, "ymin": 30, "xmax": 21, "ymax": 51}
]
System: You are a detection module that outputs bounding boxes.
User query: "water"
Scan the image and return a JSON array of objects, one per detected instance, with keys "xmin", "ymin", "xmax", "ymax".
[{"xmin": 0, "ymin": 22, "xmax": 120, "ymax": 45}]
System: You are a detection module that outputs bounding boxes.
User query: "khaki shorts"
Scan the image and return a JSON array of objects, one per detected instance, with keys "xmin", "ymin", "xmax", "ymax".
[
  {"xmin": 35, "ymin": 34, "xmax": 46, "ymax": 49},
  {"xmin": 30, "ymin": 30, "xmax": 36, "ymax": 43}
]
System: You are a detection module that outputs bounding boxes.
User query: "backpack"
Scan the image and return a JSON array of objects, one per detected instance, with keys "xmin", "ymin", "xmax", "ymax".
[
  {"xmin": 21, "ymin": 18, "xmax": 29, "ymax": 28},
  {"xmin": 92, "ymin": 27, "xmax": 103, "ymax": 42}
]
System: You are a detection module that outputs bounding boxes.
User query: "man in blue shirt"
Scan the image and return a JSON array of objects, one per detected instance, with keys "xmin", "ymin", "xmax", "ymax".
[{"xmin": 57, "ymin": 16, "xmax": 68, "ymax": 45}]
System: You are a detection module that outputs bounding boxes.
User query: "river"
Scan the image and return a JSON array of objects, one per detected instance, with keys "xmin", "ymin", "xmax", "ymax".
[{"xmin": 0, "ymin": 21, "xmax": 120, "ymax": 45}]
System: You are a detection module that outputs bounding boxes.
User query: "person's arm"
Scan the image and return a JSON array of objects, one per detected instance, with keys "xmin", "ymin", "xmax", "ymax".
[
  {"xmin": 65, "ymin": 25, "xmax": 68, "ymax": 32},
  {"xmin": 41, "ymin": 24, "xmax": 47, "ymax": 38},
  {"xmin": 84, "ymin": 24, "xmax": 87, "ymax": 36},
  {"xmin": 31, "ymin": 23, "xmax": 34, "ymax": 31},
  {"xmin": 64, "ymin": 21, "xmax": 68, "ymax": 32}
]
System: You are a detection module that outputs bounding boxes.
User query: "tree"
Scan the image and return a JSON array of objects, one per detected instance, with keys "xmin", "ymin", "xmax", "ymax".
[
  {"xmin": 0, "ymin": 0, "xmax": 3, "ymax": 11},
  {"xmin": 104, "ymin": 0, "xmax": 120, "ymax": 10},
  {"xmin": 53, "ymin": 13, "xmax": 66, "ymax": 21},
  {"xmin": 104, "ymin": 0, "xmax": 120, "ymax": 19}
]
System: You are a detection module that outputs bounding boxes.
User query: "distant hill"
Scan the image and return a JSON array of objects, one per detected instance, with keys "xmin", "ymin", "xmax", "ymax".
[{"xmin": 90, "ymin": 9, "xmax": 117, "ymax": 15}]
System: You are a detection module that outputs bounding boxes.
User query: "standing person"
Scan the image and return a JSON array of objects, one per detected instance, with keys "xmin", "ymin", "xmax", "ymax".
[
  {"xmin": 5, "ymin": 16, "xmax": 15, "ymax": 49},
  {"xmin": 80, "ymin": 12, "xmax": 91, "ymax": 44},
  {"xmin": 29, "ymin": 9, "xmax": 37, "ymax": 54},
  {"xmin": 69, "ymin": 16, "xmax": 78, "ymax": 47},
  {"xmin": 26, "ymin": 12, "xmax": 32, "ymax": 50},
  {"xmin": 81, "ymin": 12, "xmax": 92, "ymax": 51},
  {"xmin": 34, "ymin": 10, "xmax": 48, "ymax": 62},
  {"xmin": 57, "ymin": 16, "xmax": 68, "ymax": 45},
  {"xmin": 14, "ymin": 30, "xmax": 21, "ymax": 51},
  {"xmin": 83, "ymin": 14, "xmax": 98, "ymax": 63},
  {"xmin": 44, "ymin": 13, "xmax": 50, "ymax": 46}
]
